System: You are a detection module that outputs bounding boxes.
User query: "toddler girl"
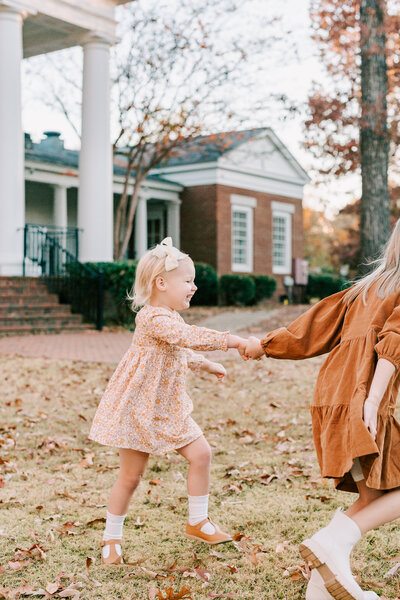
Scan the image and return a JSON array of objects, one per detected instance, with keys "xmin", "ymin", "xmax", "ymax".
[
  {"xmin": 89, "ymin": 237, "xmax": 247, "ymax": 564},
  {"xmin": 244, "ymin": 221, "xmax": 400, "ymax": 600}
]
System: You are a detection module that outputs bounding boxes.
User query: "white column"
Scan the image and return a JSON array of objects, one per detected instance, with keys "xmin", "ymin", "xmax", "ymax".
[
  {"xmin": 134, "ymin": 196, "xmax": 148, "ymax": 259},
  {"xmin": 54, "ymin": 185, "xmax": 68, "ymax": 229},
  {"xmin": 167, "ymin": 200, "xmax": 181, "ymax": 248},
  {"xmin": 0, "ymin": 7, "xmax": 24, "ymax": 275},
  {"xmin": 78, "ymin": 37, "xmax": 113, "ymax": 262}
]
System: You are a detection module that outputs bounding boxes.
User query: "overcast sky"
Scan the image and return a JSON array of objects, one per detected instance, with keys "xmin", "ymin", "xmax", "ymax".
[{"xmin": 21, "ymin": 0, "xmax": 360, "ymax": 216}]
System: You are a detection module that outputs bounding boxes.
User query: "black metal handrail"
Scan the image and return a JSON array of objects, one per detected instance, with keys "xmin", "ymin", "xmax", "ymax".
[{"xmin": 22, "ymin": 224, "xmax": 104, "ymax": 330}]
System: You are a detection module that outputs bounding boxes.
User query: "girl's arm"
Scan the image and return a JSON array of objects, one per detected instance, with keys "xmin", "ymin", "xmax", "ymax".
[
  {"xmin": 145, "ymin": 310, "xmax": 247, "ymax": 353},
  {"xmin": 260, "ymin": 289, "xmax": 348, "ymax": 360},
  {"xmin": 363, "ymin": 358, "xmax": 395, "ymax": 439}
]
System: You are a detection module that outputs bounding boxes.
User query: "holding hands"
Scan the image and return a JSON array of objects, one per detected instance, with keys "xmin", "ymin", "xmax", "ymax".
[{"xmin": 227, "ymin": 333, "xmax": 265, "ymax": 361}]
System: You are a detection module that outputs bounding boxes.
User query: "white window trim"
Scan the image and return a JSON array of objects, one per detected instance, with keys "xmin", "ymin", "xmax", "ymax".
[
  {"xmin": 272, "ymin": 209, "xmax": 292, "ymax": 275},
  {"xmin": 231, "ymin": 203, "xmax": 254, "ymax": 273},
  {"xmin": 230, "ymin": 194, "xmax": 257, "ymax": 209},
  {"xmin": 271, "ymin": 200, "xmax": 295, "ymax": 214}
]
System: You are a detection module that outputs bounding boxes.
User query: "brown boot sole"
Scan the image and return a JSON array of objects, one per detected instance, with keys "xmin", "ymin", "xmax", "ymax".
[{"xmin": 299, "ymin": 543, "xmax": 357, "ymax": 600}]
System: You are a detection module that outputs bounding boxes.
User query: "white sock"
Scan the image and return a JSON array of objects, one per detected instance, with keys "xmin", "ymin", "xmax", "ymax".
[
  {"xmin": 102, "ymin": 511, "xmax": 126, "ymax": 559},
  {"xmin": 188, "ymin": 494, "xmax": 215, "ymax": 535}
]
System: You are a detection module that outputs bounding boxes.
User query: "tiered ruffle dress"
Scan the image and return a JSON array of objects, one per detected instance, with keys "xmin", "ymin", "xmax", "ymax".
[
  {"xmin": 261, "ymin": 284, "xmax": 400, "ymax": 492},
  {"xmin": 89, "ymin": 305, "xmax": 228, "ymax": 454}
]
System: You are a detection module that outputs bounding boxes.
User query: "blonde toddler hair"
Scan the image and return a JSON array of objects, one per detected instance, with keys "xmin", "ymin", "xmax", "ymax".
[{"xmin": 129, "ymin": 240, "xmax": 189, "ymax": 311}]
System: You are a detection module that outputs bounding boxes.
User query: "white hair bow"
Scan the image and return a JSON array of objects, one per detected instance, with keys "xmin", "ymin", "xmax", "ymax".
[{"xmin": 151, "ymin": 237, "xmax": 188, "ymax": 271}]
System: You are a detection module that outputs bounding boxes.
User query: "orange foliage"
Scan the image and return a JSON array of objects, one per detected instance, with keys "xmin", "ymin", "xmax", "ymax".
[{"xmin": 305, "ymin": 0, "xmax": 400, "ymax": 179}]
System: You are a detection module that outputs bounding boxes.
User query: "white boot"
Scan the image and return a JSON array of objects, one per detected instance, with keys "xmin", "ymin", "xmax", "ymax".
[
  {"xmin": 300, "ymin": 509, "xmax": 378, "ymax": 600},
  {"xmin": 306, "ymin": 569, "xmax": 379, "ymax": 600}
]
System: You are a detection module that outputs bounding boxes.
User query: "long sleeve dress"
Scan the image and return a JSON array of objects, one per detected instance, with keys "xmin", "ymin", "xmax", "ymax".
[
  {"xmin": 89, "ymin": 305, "xmax": 228, "ymax": 454},
  {"xmin": 260, "ymin": 284, "xmax": 400, "ymax": 493}
]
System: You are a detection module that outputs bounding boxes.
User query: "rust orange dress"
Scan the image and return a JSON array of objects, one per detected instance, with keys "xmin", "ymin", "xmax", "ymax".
[
  {"xmin": 261, "ymin": 284, "xmax": 400, "ymax": 493},
  {"xmin": 89, "ymin": 305, "xmax": 228, "ymax": 455}
]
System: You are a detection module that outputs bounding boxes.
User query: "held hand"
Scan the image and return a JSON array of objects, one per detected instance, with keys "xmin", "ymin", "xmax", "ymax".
[
  {"xmin": 363, "ymin": 398, "xmax": 379, "ymax": 440},
  {"xmin": 245, "ymin": 336, "xmax": 264, "ymax": 360},
  {"xmin": 227, "ymin": 334, "xmax": 249, "ymax": 360},
  {"xmin": 237, "ymin": 339, "xmax": 249, "ymax": 361},
  {"xmin": 206, "ymin": 361, "xmax": 227, "ymax": 382}
]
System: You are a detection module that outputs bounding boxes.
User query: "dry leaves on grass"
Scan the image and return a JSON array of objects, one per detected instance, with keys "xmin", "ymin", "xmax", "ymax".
[{"xmin": 148, "ymin": 586, "xmax": 193, "ymax": 600}]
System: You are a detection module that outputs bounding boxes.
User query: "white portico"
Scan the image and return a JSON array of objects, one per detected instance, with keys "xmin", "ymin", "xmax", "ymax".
[{"xmin": 0, "ymin": 0, "xmax": 132, "ymax": 274}]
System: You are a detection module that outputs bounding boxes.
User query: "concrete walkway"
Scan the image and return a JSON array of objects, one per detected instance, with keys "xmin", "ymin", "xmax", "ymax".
[
  {"xmin": 198, "ymin": 308, "xmax": 278, "ymax": 332},
  {"xmin": 0, "ymin": 307, "xmax": 279, "ymax": 363}
]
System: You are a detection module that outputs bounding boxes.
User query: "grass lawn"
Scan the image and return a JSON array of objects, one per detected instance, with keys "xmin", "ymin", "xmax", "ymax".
[{"xmin": 1, "ymin": 351, "xmax": 399, "ymax": 599}]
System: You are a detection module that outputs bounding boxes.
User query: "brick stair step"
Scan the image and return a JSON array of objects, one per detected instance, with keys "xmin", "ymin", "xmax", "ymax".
[
  {"xmin": 0, "ymin": 285, "xmax": 49, "ymax": 296},
  {"xmin": 0, "ymin": 323, "xmax": 95, "ymax": 336},
  {"xmin": 0, "ymin": 276, "xmax": 47, "ymax": 286},
  {"xmin": 0, "ymin": 294, "xmax": 59, "ymax": 305},
  {"xmin": 0, "ymin": 307, "xmax": 75, "ymax": 318},
  {"xmin": 0, "ymin": 315, "xmax": 84, "ymax": 328}
]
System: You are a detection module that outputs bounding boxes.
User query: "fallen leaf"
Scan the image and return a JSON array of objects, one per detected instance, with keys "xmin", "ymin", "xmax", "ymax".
[
  {"xmin": 275, "ymin": 541, "xmax": 289, "ymax": 554},
  {"xmin": 384, "ymin": 561, "xmax": 400, "ymax": 578},
  {"xmin": 46, "ymin": 582, "xmax": 60, "ymax": 594},
  {"xmin": 156, "ymin": 587, "xmax": 192, "ymax": 599}
]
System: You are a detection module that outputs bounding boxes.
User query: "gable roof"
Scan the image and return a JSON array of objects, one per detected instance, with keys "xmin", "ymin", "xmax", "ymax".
[
  {"xmin": 158, "ymin": 128, "xmax": 268, "ymax": 167},
  {"xmin": 157, "ymin": 127, "xmax": 309, "ymax": 183}
]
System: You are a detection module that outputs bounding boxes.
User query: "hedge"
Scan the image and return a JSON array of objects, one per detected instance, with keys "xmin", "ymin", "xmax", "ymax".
[
  {"xmin": 219, "ymin": 274, "xmax": 256, "ymax": 306},
  {"xmin": 306, "ymin": 273, "xmax": 350, "ymax": 299},
  {"xmin": 251, "ymin": 275, "xmax": 277, "ymax": 303},
  {"xmin": 191, "ymin": 263, "xmax": 218, "ymax": 306},
  {"xmin": 68, "ymin": 260, "xmax": 277, "ymax": 322}
]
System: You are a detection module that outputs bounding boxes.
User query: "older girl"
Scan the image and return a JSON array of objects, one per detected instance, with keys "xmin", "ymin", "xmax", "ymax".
[
  {"xmin": 245, "ymin": 221, "xmax": 400, "ymax": 600},
  {"xmin": 89, "ymin": 238, "xmax": 247, "ymax": 564}
]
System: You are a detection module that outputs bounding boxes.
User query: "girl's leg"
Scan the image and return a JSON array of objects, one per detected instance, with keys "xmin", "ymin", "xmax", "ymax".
[
  {"xmin": 346, "ymin": 478, "xmax": 385, "ymax": 518},
  {"xmin": 350, "ymin": 485, "xmax": 400, "ymax": 534},
  {"xmin": 177, "ymin": 435, "xmax": 211, "ymax": 496},
  {"xmin": 108, "ymin": 448, "xmax": 149, "ymax": 515},
  {"xmin": 101, "ymin": 449, "xmax": 149, "ymax": 563},
  {"xmin": 177, "ymin": 436, "xmax": 231, "ymax": 543}
]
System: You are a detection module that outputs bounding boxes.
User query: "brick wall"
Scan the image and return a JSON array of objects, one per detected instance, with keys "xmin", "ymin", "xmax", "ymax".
[
  {"xmin": 180, "ymin": 185, "xmax": 218, "ymax": 268},
  {"xmin": 180, "ymin": 183, "xmax": 304, "ymax": 297}
]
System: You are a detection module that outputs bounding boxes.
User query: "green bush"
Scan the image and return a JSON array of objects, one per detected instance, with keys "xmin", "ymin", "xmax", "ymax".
[
  {"xmin": 219, "ymin": 274, "xmax": 256, "ymax": 306},
  {"xmin": 191, "ymin": 263, "xmax": 218, "ymax": 306},
  {"xmin": 251, "ymin": 275, "xmax": 277, "ymax": 303},
  {"xmin": 85, "ymin": 261, "xmax": 137, "ymax": 323},
  {"xmin": 307, "ymin": 273, "xmax": 350, "ymax": 299}
]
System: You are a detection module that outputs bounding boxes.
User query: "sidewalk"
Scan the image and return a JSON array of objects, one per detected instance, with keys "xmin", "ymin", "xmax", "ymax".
[{"xmin": 0, "ymin": 305, "xmax": 305, "ymax": 363}]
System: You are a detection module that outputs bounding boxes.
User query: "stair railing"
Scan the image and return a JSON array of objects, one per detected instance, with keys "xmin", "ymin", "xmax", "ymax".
[{"xmin": 22, "ymin": 224, "xmax": 104, "ymax": 331}]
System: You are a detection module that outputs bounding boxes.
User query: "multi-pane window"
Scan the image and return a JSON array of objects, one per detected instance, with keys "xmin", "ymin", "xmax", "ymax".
[
  {"xmin": 272, "ymin": 208, "xmax": 292, "ymax": 274},
  {"xmin": 232, "ymin": 209, "xmax": 249, "ymax": 266},
  {"xmin": 231, "ymin": 202, "xmax": 254, "ymax": 272},
  {"xmin": 273, "ymin": 215, "xmax": 287, "ymax": 268}
]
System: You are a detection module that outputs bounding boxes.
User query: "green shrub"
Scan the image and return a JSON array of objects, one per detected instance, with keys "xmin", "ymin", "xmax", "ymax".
[
  {"xmin": 85, "ymin": 261, "xmax": 137, "ymax": 323},
  {"xmin": 219, "ymin": 274, "xmax": 256, "ymax": 306},
  {"xmin": 307, "ymin": 273, "xmax": 350, "ymax": 299},
  {"xmin": 251, "ymin": 275, "xmax": 277, "ymax": 303},
  {"xmin": 191, "ymin": 263, "xmax": 218, "ymax": 306}
]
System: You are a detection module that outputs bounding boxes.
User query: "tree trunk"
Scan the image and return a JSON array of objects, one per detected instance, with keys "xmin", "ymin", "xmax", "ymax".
[{"xmin": 359, "ymin": 0, "xmax": 390, "ymax": 266}]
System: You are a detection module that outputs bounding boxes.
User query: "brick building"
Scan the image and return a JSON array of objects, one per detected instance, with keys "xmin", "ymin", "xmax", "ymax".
[
  {"xmin": 152, "ymin": 128, "xmax": 309, "ymax": 291},
  {"xmin": 23, "ymin": 127, "xmax": 309, "ymax": 292}
]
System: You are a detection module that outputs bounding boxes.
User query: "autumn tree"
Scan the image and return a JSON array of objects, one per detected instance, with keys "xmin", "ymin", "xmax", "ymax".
[
  {"xmin": 25, "ymin": 0, "xmax": 279, "ymax": 260},
  {"xmin": 305, "ymin": 0, "xmax": 400, "ymax": 264}
]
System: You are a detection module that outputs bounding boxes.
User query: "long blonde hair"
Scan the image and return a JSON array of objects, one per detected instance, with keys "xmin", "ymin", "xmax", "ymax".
[{"xmin": 344, "ymin": 218, "xmax": 400, "ymax": 304}]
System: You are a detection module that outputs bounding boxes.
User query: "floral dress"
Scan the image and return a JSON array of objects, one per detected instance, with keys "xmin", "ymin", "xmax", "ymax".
[
  {"xmin": 89, "ymin": 305, "xmax": 228, "ymax": 454},
  {"xmin": 261, "ymin": 284, "xmax": 400, "ymax": 492}
]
